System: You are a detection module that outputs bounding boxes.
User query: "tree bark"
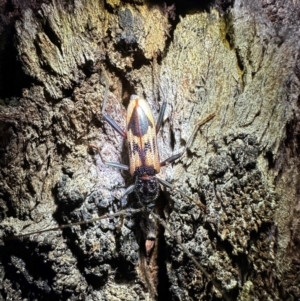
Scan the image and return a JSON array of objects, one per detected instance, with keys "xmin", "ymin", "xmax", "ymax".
[{"xmin": 0, "ymin": 0, "xmax": 299, "ymax": 300}]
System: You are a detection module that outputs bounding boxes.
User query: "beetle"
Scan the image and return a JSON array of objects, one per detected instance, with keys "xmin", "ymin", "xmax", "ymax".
[
  {"xmin": 102, "ymin": 91, "xmax": 215, "ymax": 209},
  {"xmin": 102, "ymin": 94, "xmax": 162, "ymax": 207}
]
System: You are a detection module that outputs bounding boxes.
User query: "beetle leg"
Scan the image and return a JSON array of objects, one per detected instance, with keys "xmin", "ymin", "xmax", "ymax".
[
  {"xmin": 89, "ymin": 147, "xmax": 128, "ymax": 172},
  {"xmin": 160, "ymin": 112, "xmax": 215, "ymax": 166},
  {"xmin": 156, "ymin": 177, "xmax": 206, "ymax": 211},
  {"xmin": 160, "ymin": 153, "xmax": 182, "ymax": 166},
  {"xmin": 119, "ymin": 184, "xmax": 135, "ymax": 207},
  {"xmin": 104, "ymin": 162, "xmax": 129, "ymax": 171},
  {"xmin": 103, "ymin": 115, "xmax": 127, "ymax": 139},
  {"xmin": 155, "ymin": 101, "xmax": 167, "ymax": 134}
]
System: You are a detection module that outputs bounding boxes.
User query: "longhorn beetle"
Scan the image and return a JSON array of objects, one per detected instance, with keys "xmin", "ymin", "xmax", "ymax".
[
  {"xmin": 4, "ymin": 71, "xmax": 230, "ymax": 300},
  {"xmin": 102, "ymin": 83, "xmax": 215, "ymax": 210}
]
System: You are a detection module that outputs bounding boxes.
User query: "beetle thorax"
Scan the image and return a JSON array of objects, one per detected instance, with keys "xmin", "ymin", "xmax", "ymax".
[{"xmin": 134, "ymin": 174, "xmax": 160, "ymax": 206}]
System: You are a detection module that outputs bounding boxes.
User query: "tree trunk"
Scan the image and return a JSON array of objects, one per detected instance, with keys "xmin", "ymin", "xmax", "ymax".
[{"xmin": 0, "ymin": 0, "xmax": 299, "ymax": 300}]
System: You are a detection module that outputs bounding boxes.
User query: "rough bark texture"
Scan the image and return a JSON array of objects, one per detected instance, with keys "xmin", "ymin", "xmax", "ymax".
[{"xmin": 0, "ymin": 0, "xmax": 300, "ymax": 300}]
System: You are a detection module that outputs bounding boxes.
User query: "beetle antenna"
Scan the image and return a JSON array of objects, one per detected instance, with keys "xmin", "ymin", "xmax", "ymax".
[{"xmin": 3, "ymin": 208, "xmax": 141, "ymax": 241}]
